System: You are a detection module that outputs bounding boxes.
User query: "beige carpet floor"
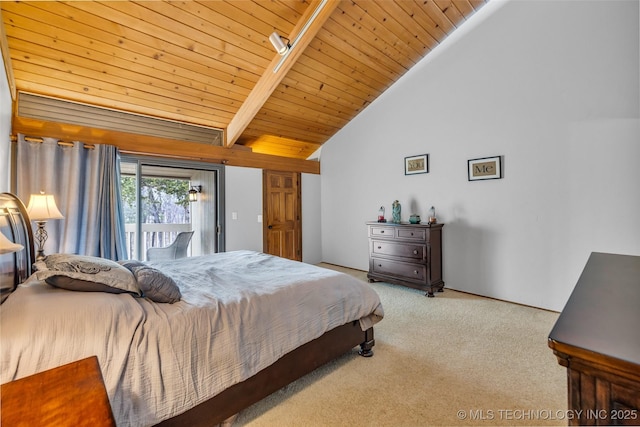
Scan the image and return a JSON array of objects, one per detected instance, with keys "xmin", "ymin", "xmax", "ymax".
[{"xmin": 232, "ymin": 264, "xmax": 567, "ymax": 426}]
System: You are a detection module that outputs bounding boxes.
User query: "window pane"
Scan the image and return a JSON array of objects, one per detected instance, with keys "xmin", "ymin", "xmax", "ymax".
[
  {"xmin": 140, "ymin": 176, "xmax": 191, "ymax": 255},
  {"xmin": 120, "ymin": 173, "xmax": 138, "ymax": 260}
]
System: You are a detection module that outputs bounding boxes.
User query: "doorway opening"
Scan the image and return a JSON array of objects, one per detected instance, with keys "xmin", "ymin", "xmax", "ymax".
[{"xmin": 120, "ymin": 156, "xmax": 225, "ymax": 261}]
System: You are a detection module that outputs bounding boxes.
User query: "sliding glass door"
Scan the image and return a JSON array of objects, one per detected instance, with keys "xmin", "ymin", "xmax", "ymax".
[{"xmin": 120, "ymin": 156, "xmax": 225, "ymax": 261}]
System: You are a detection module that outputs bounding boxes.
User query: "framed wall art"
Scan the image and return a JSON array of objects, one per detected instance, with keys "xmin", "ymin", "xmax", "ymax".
[
  {"xmin": 405, "ymin": 154, "xmax": 429, "ymax": 175},
  {"xmin": 468, "ymin": 156, "xmax": 502, "ymax": 181}
]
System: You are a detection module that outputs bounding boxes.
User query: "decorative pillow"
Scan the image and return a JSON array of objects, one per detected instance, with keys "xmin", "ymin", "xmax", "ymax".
[
  {"xmin": 34, "ymin": 254, "xmax": 142, "ymax": 296},
  {"xmin": 118, "ymin": 260, "xmax": 182, "ymax": 304},
  {"xmin": 118, "ymin": 259, "xmax": 146, "ymax": 272}
]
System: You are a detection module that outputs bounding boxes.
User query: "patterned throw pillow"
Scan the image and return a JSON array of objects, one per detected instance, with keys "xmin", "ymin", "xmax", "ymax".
[{"xmin": 34, "ymin": 254, "xmax": 142, "ymax": 296}]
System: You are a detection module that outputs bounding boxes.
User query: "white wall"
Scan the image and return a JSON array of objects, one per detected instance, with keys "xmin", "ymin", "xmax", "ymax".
[
  {"xmin": 321, "ymin": 0, "xmax": 640, "ymax": 311},
  {"xmin": 302, "ymin": 173, "xmax": 322, "ymax": 264},
  {"xmin": 225, "ymin": 166, "xmax": 263, "ymax": 252},
  {"xmin": 225, "ymin": 166, "xmax": 323, "ymax": 264},
  {"xmin": 0, "ymin": 50, "xmax": 11, "ymax": 192}
]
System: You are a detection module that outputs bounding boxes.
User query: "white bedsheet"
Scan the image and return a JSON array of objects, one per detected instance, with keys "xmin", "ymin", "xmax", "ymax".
[{"xmin": 0, "ymin": 250, "xmax": 383, "ymax": 426}]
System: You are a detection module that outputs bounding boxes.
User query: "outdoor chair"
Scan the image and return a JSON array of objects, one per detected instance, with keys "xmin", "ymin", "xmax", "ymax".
[{"xmin": 146, "ymin": 231, "xmax": 194, "ymax": 261}]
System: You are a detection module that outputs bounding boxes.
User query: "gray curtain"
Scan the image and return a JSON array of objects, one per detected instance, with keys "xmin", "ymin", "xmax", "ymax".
[{"xmin": 16, "ymin": 135, "xmax": 127, "ymax": 260}]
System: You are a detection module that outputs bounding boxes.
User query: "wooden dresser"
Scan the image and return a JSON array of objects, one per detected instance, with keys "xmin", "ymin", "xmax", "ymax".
[
  {"xmin": 366, "ymin": 221, "xmax": 443, "ymax": 297},
  {"xmin": 0, "ymin": 356, "xmax": 116, "ymax": 427},
  {"xmin": 548, "ymin": 252, "xmax": 640, "ymax": 425}
]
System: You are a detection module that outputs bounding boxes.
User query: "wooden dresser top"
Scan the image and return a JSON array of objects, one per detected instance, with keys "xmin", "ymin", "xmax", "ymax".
[
  {"xmin": 366, "ymin": 221, "xmax": 443, "ymax": 228},
  {"xmin": 549, "ymin": 252, "xmax": 640, "ymax": 371}
]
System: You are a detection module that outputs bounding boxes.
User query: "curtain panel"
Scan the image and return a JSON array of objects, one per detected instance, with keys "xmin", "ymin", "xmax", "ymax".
[{"xmin": 15, "ymin": 135, "xmax": 127, "ymax": 260}]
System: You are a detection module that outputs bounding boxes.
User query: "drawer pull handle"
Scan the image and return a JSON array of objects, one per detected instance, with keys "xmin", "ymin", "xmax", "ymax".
[
  {"xmin": 411, "ymin": 232, "xmax": 414, "ymax": 236},
  {"xmin": 378, "ymin": 246, "xmax": 382, "ymax": 249},
  {"xmin": 414, "ymin": 270, "xmax": 419, "ymax": 275},
  {"xmin": 380, "ymin": 230, "xmax": 385, "ymax": 233},
  {"xmin": 378, "ymin": 264, "xmax": 382, "ymax": 267},
  {"xmin": 413, "ymin": 250, "xmax": 418, "ymax": 255}
]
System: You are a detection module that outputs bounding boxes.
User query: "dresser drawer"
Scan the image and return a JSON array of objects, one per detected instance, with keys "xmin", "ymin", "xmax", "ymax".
[
  {"xmin": 371, "ymin": 240, "xmax": 425, "ymax": 260},
  {"xmin": 371, "ymin": 257, "xmax": 426, "ymax": 282},
  {"xmin": 395, "ymin": 227, "xmax": 427, "ymax": 242},
  {"xmin": 369, "ymin": 225, "xmax": 394, "ymax": 238}
]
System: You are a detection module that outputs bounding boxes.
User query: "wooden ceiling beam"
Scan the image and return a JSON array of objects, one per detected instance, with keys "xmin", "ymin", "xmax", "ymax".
[
  {"xmin": 12, "ymin": 116, "xmax": 320, "ymax": 174},
  {"xmin": 225, "ymin": 0, "xmax": 340, "ymax": 148}
]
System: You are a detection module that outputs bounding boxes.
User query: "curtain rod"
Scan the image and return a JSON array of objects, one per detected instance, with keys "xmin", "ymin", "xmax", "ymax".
[{"xmin": 10, "ymin": 134, "xmax": 95, "ymax": 149}]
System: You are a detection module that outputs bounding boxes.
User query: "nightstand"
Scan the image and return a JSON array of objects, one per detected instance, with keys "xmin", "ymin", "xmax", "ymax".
[{"xmin": 1, "ymin": 356, "xmax": 115, "ymax": 427}]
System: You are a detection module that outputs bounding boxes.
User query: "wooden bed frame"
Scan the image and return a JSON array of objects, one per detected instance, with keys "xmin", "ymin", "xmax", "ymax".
[{"xmin": 0, "ymin": 192, "xmax": 376, "ymax": 426}]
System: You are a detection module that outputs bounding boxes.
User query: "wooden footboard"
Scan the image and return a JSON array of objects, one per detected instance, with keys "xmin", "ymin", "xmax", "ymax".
[{"xmin": 157, "ymin": 322, "xmax": 374, "ymax": 426}]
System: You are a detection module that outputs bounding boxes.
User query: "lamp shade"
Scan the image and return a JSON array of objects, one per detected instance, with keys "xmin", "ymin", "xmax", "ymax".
[
  {"xmin": 26, "ymin": 193, "xmax": 64, "ymax": 221},
  {"xmin": 0, "ymin": 231, "xmax": 23, "ymax": 254}
]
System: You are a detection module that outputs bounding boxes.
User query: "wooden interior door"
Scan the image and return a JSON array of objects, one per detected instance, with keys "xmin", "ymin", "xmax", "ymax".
[{"xmin": 263, "ymin": 170, "xmax": 302, "ymax": 261}]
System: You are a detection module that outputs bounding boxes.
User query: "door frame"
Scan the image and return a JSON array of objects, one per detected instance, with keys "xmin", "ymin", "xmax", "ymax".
[
  {"xmin": 120, "ymin": 155, "xmax": 226, "ymax": 258},
  {"xmin": 262, "ymin": 170, "xmax": 302, "ymax": 261}
]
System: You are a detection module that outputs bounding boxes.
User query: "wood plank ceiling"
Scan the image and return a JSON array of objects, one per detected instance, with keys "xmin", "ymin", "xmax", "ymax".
[{"xmin": 1, "ymin": 0, "xmax": 487, "ymax": 169}]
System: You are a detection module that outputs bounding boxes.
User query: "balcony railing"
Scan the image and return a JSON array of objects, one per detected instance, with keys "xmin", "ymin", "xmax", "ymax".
[{"xmin": 124, "ymin": 223, "xmax": 192, "ymax": 261}]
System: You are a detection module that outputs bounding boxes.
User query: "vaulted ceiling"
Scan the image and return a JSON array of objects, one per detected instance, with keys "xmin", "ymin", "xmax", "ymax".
[{"xmin": 1, "ymin": 0, "xmax": 487, "ymax": 171}]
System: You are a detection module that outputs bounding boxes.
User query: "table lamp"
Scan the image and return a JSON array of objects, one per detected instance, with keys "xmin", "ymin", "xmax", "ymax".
[
  {"xmin": 26, "ymin": 192, "xmax": 64, "ymax": 261},
  {"xmin": 0, "ymin": 231, "xmax": 23, "ymax": 254}
]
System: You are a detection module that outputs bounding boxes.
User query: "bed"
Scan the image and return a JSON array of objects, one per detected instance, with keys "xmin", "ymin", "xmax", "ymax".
[{"xmin": 0, "ymin": 192, "xmax": 384, "ymax": 426}]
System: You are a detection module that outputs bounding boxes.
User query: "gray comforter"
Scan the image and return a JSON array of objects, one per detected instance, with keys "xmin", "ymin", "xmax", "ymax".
[{"xmin": 1, "ymin": 250, "xmax": 383, "ymax": 426}]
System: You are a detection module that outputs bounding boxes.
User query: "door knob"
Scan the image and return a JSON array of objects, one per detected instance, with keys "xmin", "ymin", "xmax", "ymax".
[{"xmin": 268, "ymin": 225, "xmax": 273, "ymax": 229}]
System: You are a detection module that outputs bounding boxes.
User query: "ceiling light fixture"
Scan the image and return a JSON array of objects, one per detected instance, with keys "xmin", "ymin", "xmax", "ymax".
[
  {"xmin": 273, "ymin": 0, "xmax": 329, "ymax": 73},
  {"xmin": 269, "ymin": 32, "xmax": 290, "ymax": 55}
]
